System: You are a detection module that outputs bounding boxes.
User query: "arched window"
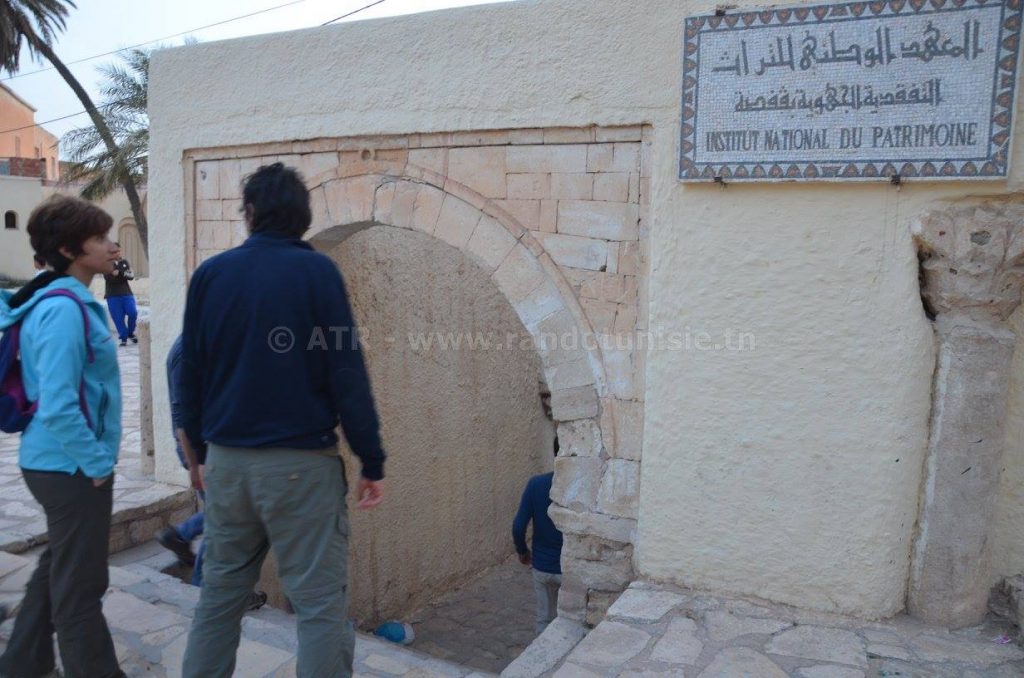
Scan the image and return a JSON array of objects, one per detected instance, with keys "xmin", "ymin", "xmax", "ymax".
[{"xmin": 3, "ymin": 211, "xmax": 15, "ymax": 230}]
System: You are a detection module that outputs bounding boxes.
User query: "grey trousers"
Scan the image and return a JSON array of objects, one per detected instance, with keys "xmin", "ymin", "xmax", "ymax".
[
  {"xmin": 182, "ymin": 444, "xmax": 353, "ymax": 678},
  {"xmin": 532, "ymin": 569, "xmax": 561, "ymax": 634}
]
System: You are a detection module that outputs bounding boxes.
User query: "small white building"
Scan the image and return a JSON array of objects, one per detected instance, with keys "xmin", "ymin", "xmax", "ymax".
[{"xmin": 147, "ymin": 0, "xmax": 1024, "ymax": 630}]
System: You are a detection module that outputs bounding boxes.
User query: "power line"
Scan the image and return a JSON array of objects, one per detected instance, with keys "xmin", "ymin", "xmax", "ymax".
[
  {"xmin": 1, "ymin": 0, "xmax": 315, "ymax": 82},
  {"xmin": 0, "ymin": 0, "xmax": 390, "ymax": 138},
  {"xmin": 322, "ymin": 0, "xmax": 388, "ymax": 25}
]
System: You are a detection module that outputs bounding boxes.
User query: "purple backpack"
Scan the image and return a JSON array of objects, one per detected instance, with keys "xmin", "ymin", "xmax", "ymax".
[{"xmin": 0, "ymin": 289, "xmax": 94, "ymax": 434}]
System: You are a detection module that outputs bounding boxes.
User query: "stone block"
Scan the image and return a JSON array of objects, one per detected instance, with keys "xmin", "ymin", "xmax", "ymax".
[
  {"xmin": 501, "ymin": 617, "xmax": 587, "ymax": 678},
  {"xmin": 507, "ymin": 173, "xmax": 551, "ymax": 200},
  {"xmin": 536, "ymin": 233, "xmax": 610, "ymax": 272},
  {"xmin": 514, "ymin": 280, "xmax": 564, "ymax": 330},
  {"xmin": 558, "ymin": 201, "xmax": 639, "ymax": 241},
  {"xmin": 605, "ymin": 242, "xmax": 620, "ymax": 274},
  {"xmin": 104, "ymin": 590, "xmax": 187, "ymax": 634},
  {"xmin": 703, "ymin": 610, "xmax": 792, "ymax": 641},
  {"xmin": 613, "ymin": 303, "xmax": 637, "ymax": 334},
  {"xmin": 550, "ymin": 385, "xmax": 600, "ymax": 421},
  {"xmin": 552, "ymin": 662, "xmax": 602, "ymax": 678},
  {"xmin": 509, "ymin": 128, "xmax": 545, "ymax": 144},
  {"xmin": 291, "ymin": 138, "xmax": 336, "ymax": 154},
  {"xmin": 640, "ymin": 137, "xmax": 653, "ymax": 178},
  {"xmin": 492, "ymin": 245, "xmax": 547, "ymax": 305},
  {"xmin": 549, "ymin": 505, "xmax": 636, "ymax": 543},
  {"xmin": 618, "ymin": 241, "xmax": 642, "ymax": 275},
  {"xmin": 539, "ymin": 199, "xmax": 557, "ymax": 232},
  {"xmin": 592, "ymin": 173, "xmax": 629, "ymax": 202},
  {"xmin": 128, "ymin": 516, "xmax": 164, "ymax": 545},
  {"xmin": 566, "ymin": 620, "xmax": 650, "ymax": 668},
  {"xmin": 434, "ymin": 194, "xmax": 481, "ymax": 249},
  {"xmin": 296, "ymin": 151, "xmax": 339, "ymax": 181},
  {"xmin": 411, "ymin": 183, "xmax": 446, "ymax": 234},
  {"xmin": 605, "ymin": 346, "xmax": 641, "ymax": 400},
  {"xmin": 544, "ymin": 127, "xmax": 595, "ymax": 144},
  {"xmin": 580, "ymin": 299, "xmax": 618, "ymax": 334},
  {"xmin": 629, "ymin": 173, "xmax": 641, "ymax": 203},
  {"xmin": 494, "ymin": 199, "xmax": 540, "ymax": 231},
  {"xmin": 579, "ymin": 272, "xmax": 636, "ymax": 304},
  {"xmin": 607, "ymin": 587, "xmax": 687, "ymax": 623},
  {"xmin": 557, "ymin": 419, "xmax": 603, "ymax": 457},
  {"xmin": 196, "ymin": 200, "xmax": 222, "ymax": 221},
  {"xmin": 765, "ymin": 626, "xmax": 868, "ymax": 668},
  {"xmin": 213, "ymin": 221, "xmax": 233, "ymax": 250},
  {"xmin": 218, "ymin": 159, "xmax": 243, "ymax": 199},
  {"xmin": 597, "ymin": 459, "xmax": 641, "ymax": 518},
  {"xmin": 651, "ymin": 618, "xmax": 703, "ymax": 664},
  {"xmin": 610, "ymin": 399, "xmax": 644, "ymax": 460},
  {"xmin": 557, "ymin": 574, "xmax": 589, "ymax": 621},
  {"xmin": 699, "ymin": 648, "xmax": 789, "ymax": 678},
  {"xmin": 385, "ymin": 180, "xmax": 420, "ymax": 229},
  {"xmin": 595, "ymin": 126, "xmax": 643, "ymax": 142},
  {"xmin": 464, "ymin": 214, "xmax": 518, "ymax": 273},
  {"xmin": 452, "ymin": 129, "xmax": 511, "ymax": 146},
  {"xmin": 586, "ymin": 145, "xmax": 614, "ymax": 173},
  {"xmin": 196, "ymin": 221, "xmax": 220, "ymax": 250},
  {"xmin": 611, "ymin": 143, "xmax": 642, "ymax": 173},
  {"xmin": 308, "ymin": 185, "xmax": 331, "ymax": 232},
  {"xmin": 552, "ymin": 456, "xmax": 603, "ymax": 511},
  {"xmin": 323, "ymin": 176, "xmax": 376, "ymax": 226},
  {"xmin": 551, "ymin": 173, "xmax": 593, "ymax": 200},
  {"xmin": 585, "ymin": 590, "xmax": 618, "ymax": 627},
  {"xmin": 534, "ymin": 309, "xmax": 583, "ymax": 363},
  {"xmin": 408, "ymin": 147, "xmax": 447, "ymax": 175},
  {"xmin": 448, "ymin": 147, "xmax": 507, "ymax": 199},
  {"xmin": 195, "ymin": 161, "xmax": 219, "ymax": 200},
  {"xmin": 507, "ymin": 145, "xmax": 588, "ymax": 174},
  {"xmin": 545, "ymin": 357, "xmax": 596, "ymax": 392}
]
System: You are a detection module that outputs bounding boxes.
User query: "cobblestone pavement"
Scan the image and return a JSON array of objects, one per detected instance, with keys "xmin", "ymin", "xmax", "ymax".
[
  {"xmin": 0, "ymin": 549, "xmax": 494, "ymax": 677},
  {"xmin": 523, "ymin": 581, "xmax": 1024, "ymax": 677},
  {"xmin": 0, "ymin": 341, "xmax": 192, "ymax": 555},
  {"xmin": 405, "ymin": 556, "xmax": 538, "ymax": 674}
]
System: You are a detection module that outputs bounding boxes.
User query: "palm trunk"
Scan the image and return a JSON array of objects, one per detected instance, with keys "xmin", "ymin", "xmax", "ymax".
[{"xmin": 26, "ymin": 32, "xmax": 149, "ymax": 252}]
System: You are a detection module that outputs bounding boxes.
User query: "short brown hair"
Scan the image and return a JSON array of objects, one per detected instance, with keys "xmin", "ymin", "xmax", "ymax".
[{"xmin": 28, "ymin": 195, "xmax": 113, "ymax": 273}]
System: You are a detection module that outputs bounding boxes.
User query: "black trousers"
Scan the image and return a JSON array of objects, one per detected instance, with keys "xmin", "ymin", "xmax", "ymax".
[{"xmin": 0, "ymin": 470, "xmax": 124, "ymax": 678}]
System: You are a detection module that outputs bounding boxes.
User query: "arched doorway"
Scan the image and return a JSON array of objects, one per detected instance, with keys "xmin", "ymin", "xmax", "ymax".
[{"xmin": 117, "ymin": 219, "xmax": 149, "ymax": 278}]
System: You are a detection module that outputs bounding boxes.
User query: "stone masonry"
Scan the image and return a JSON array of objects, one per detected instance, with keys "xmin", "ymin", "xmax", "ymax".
[
  {"xmin": 183, "ymin": 126, "xmax": 651, "ymax": 623},
  {"xmin": 910, "ymin": 203, "xmax": 1024, "ymax": 628}
]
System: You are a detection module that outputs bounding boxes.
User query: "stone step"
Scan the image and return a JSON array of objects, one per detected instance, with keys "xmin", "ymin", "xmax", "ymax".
[
  {"xmin": 0, "ymin": 551, "xmax": 493, "ymax": 677},
  {"xmin": 0, "ymin": 479, "xmax": 194, "ymax": 557}
]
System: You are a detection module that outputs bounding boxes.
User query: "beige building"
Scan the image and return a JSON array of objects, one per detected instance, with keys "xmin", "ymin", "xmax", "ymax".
[
  {"xmin": 0, "ymin": 84, "xmax": 59, "ymax": 181},
  {"xmin": 147, "ymin": 0, "xmax": 1024, "ymax": 631}
]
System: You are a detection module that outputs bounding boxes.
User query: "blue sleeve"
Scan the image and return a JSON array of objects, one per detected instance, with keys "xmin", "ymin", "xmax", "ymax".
[
  {"xmin": 317, "ymin": 261, "xmax": 386, "ymax": 480},
  {"xmin": 27, "ymin": 300, "xmax": 115, "ymax": 478},
  {"xmin": 512, "ymin": 481, "xmax": 533, "ymax": 555},
  {"xmin": 179, "ymin": 270, "xmax": 206, "ymax": 463}
]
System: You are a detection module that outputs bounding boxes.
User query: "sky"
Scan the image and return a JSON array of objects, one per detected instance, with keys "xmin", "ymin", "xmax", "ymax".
[{"xmin": 1, "ymin": 0, "xmax": 515, "ymax": 154}]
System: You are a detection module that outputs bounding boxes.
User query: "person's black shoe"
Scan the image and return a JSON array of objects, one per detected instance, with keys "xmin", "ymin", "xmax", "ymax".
[
  {"xmin": 247, "ymin": 590, "xmax": 268, "ymax": 611},
  {"xmin": 129, "ymin": 334, "xmax": 138, "ymax": 344},
  {"xmin": 155, "ymin": 527, "xmax": 195, "ymax": 566},
  {"xmin": 119, "ymin": 338, "xmax": 127, "ymax": 347}
]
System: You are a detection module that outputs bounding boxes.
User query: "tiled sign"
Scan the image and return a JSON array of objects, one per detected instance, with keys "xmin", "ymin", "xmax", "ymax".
[{"xmin": 679, "ymin": 0, "xmax": 1022, "ymax": 181}]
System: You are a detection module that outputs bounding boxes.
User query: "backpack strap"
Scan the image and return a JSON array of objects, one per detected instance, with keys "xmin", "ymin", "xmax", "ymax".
[{"xmin": 36, "ymin": 289, "xmax": 95, "ymax": 429}]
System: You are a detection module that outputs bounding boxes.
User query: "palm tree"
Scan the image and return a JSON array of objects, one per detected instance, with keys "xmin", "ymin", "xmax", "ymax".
[
  {"xmin": 61, "ymin": 49, "xmax": 148, "ymax": 214},
  {"xmin": 0, "ymin": 0, "xmax": 149, "ymax": 249}
]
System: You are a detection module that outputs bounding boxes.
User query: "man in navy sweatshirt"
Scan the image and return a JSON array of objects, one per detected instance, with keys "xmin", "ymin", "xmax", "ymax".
[
  {"xmin": 513, "ymin": 437, "xmax": 564, "ymax": 635},
  {"xmin": 179, "ymin": 163, "xmax": 385, "ymax": 678}
]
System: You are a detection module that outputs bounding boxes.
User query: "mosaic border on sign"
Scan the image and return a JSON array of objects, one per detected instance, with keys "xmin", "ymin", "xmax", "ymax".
[{"xmin": 679, "ymin": 0, "xmax": 1023, "ymax": 182}]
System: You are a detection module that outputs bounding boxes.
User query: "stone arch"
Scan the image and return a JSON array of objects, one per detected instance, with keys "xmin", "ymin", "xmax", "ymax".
[{"xmin": 302, "ymin": 163, "xmax": 609, "ymax": 423}]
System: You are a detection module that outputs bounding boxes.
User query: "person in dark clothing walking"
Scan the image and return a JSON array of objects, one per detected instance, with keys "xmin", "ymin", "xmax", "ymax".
[
  {"xmin": 513, "ymin": 437, "xmax": 564, "ymax": 635},
  {"xmin": 103, "ymin": 243, "xmax": 137, "ymax": 346},
  {"xmin": 155, "ymin": 336, "xmax": 267, "ymax": 610},
  {"xmin": 179, "ymin": 163, "xmax": 386, "ymax": 678}
]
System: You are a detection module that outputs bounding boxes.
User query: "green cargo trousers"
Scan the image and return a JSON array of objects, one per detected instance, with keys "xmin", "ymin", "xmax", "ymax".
[{"xmin": 182, "ymin": 444, "xmax": 353, "ymax": 677}]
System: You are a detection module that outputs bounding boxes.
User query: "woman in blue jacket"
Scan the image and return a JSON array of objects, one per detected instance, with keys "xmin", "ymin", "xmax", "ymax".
[{"xmin": 0, "ymin": 195, "xmax": 125, "ymax": 678}]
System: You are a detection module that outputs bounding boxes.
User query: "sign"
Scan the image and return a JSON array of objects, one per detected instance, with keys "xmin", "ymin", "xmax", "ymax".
[{"xmin": 679, "ymin": 0, "xmax": 1023, "ymax": 181}]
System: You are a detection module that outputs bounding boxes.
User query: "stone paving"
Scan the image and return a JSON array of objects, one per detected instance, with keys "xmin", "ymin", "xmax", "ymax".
[
  {"xmin": 0, "ymin": 549, "xmax": 495, "ymax": 677},
  {"xmin": 405, "ymin": 556, "xmax": 537, "ymax": 674},
  {"xmin": 0, "ymin": 339, "xmax": 193, "ymax": 555},
  {"xmin": 518, "ymin": 581, "xmax": 1024, "ymax": 677}
]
